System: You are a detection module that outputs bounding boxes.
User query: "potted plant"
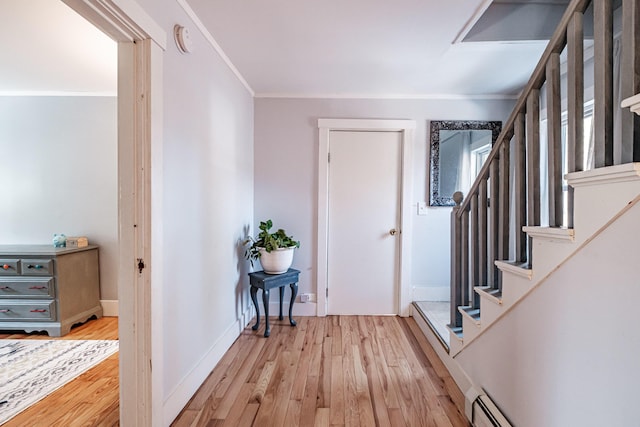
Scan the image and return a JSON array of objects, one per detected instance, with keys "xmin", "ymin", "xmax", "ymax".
[{"xmin": 244, "ymin": 219, "xmax": 300, "ymax": 274}]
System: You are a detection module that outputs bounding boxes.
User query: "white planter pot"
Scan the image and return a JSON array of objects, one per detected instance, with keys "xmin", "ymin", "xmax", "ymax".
[{"xmin": 258, "ymin": 247, "xmax": 295, "ymax": 274}]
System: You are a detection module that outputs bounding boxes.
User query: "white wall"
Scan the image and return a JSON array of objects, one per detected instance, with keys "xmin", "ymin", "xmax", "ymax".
[
  {"xmin": 0, "ymin": 96, "xmax": 118, "ymax": 300},
  {"xmin": 456, "ymin": 200, "xmax": 640, "ymax": 426},
  {"xmin": 133, "ymin": 1, "xmax": 254, "ymax": 423},
  {"xmin": 254, "ymin": 98, "xmax": 514, "ymax": 304}
]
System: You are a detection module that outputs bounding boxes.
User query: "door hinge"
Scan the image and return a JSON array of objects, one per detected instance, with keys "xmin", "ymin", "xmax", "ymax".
[
  {"xmin": 137, "ymin": 258, "xmax": 145, "ymax": 274},
  {"xmin": 328, "ymin": 152, "xmax": 331, "ymax": 163},
  {"xmin": 326, "ymin": 288, "xmax": 329, "ymax": 297}
]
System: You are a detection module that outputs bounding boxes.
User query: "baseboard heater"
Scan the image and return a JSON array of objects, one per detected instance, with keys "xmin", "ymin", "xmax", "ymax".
[{"xmin": 465, "ymin": 387, "xmax": 512, "ymax": 427}]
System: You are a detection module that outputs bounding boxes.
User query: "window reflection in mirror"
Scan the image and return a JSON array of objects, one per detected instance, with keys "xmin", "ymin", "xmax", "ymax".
[{"xmin": 429, "ymin": 121, "xmax": 502, "ymax": 206}]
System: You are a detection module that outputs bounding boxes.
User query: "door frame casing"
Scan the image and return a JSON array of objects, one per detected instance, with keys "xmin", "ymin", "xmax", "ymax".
[
  {"xmin": 317, "ymin": 119, "xmax": 415, "ymax": 317},
  {"xmin": 62, "ymin": 1, "xmax": 165, "ymax": 425}
]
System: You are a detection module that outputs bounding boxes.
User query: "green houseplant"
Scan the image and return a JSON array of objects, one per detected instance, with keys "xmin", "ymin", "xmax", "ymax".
[{"xmin": 244, "ymin": 219, "xmax": 300, "ymax": 273}]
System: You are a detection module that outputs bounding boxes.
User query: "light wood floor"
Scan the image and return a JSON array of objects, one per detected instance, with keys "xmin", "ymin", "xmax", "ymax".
[
  {"xmin": 0, "ymin": 316, "xmax": 468, "ymax": 426},
  {"xmin": 0, "ymin": 316, "xmax": 119, "ymax": 427},
  {"xmin": 172, "ymin": 316, "xmax": 469, "ymax": 427}
]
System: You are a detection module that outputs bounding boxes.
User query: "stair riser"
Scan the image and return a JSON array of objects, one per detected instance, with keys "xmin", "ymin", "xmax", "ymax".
[
  {"xmin": 573, "ymin": 180, "xmax": 640, "ymax": 243},
  {"xmin": 478, "ymin": 296, "xmax": 502, "ymax": 326},
  {"xmin": 529, "ymin": 239, "xmax": 575, "ymax": 282},
  {"xmin": 501, "ymin": 275, "xmax": 534, "ymax": 307},
  {"xmin": 461, "ymin": 315, "xmax": 481, "ymax": 343}
]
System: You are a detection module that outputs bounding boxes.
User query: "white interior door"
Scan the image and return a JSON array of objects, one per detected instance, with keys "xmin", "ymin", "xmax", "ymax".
[{"xmin": 327, "ymin": 130, "xmax": 401, "ymax": 315}]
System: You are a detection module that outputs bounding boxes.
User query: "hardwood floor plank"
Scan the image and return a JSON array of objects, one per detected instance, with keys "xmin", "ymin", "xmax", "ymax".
[
  {"xmin": 270, "ymin": 350, "xmax": 298, "ymax": 426},
  {"xmin": 299, "ymin": 343, "xmax": 322, "ymax": 426},
  {"xmin": 171, "ymin": 316, "xmax": 470, "ymax": 427},
  {"xmin": 219, "ymin": 383, "xmax": 254, "ymax": 427},
  {"xmin": 342, "ymin": 344, "xmax": 361, "ymax": 427},
  {"xmin": 317, "ymin": 337, "xmax": 332, "ymax": 408},
  {"xmin": 361, "ymin": 337, "xmax": 392, "ymax": 426},
  {"xmin": 251, "ymin": 360, "xmax": 276, "ymax": 403},
  {"xmin": 388, "ymin": 407, "xmax": 407, "ymax": 427},
  {"xmin": 371, "ymin": 334, "xmax": 401, "ymax": 410},
  {"xmin": 314, "ymin": 407, "xmax": 331, "ymax": 427},
  {"xmin": 330, "ymin": 317, "xmax": 342, "ymax": 356},
  {"xmin": 235, "ymin": 403, "xmax": 259, "ymax": 427},
  {"xmin": 329, "ymin": 354, "xmax": 345, "ymax": 425},
  {"xmin": 2, "ymin": 314, "xmax": 469, "ymax": 427},
  {"xmin": 283, "ymin": 399, "xmax": 302, "ymax": 426},
  {"xmin": 210, "ymin": 337, "xmax": 266, "ymax": 419},
  {"xmin": 289, "ymin": 317, "xmax": 317, "ymax": 400}
]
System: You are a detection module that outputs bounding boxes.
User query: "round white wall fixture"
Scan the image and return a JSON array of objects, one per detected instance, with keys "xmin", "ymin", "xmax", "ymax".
[{"xmin": 174, "ymin": 25, "xmax": 194, "ymax": 54}]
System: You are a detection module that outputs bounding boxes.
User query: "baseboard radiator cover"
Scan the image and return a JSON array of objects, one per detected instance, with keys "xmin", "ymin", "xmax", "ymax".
[{"xmin": 465, "ymin": 387, "xmax": 512, "ymax": 427}]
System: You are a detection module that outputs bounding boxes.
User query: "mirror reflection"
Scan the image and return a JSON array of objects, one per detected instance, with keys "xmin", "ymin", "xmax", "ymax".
[{"xmin": 429, "ymin": 120, "xmax": 502, "ymax": 206}]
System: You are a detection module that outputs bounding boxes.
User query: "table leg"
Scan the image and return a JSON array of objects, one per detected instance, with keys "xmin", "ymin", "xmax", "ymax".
[
  {"xmin": 279, "ymin": 286, "xmax": 284, "ymax": 320},
  {"xmin": 288, "ymin": 282, "xmax": 298, "ymax": 326},
  {"xmin": 250, "ymin": 286, "xmax": 260, "ymax": 331},
  {"xmin": 262, "ymin": 288, "xmax": 271, "ymax": 337}
]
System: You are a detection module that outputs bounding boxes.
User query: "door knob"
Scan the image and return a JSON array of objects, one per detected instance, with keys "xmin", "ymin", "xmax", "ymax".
[{"xmin": 389, "ymin": 228, "xmax": 397, "ymax": 236}]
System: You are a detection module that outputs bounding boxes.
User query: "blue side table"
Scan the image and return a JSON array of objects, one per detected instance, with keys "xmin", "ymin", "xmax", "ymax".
[{"xmin": 249, "ymin": 268, "xmax": 299, "ymax": 337}]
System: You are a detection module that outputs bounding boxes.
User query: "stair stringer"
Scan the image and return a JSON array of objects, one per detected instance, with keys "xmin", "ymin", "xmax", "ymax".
[
  {"xmin": 450, "ymin": 164, "xmax": 640, "ymax": 355},
  {"xmin": 451, "ymin": 191, "xmax": 640, "ymax": 426}
]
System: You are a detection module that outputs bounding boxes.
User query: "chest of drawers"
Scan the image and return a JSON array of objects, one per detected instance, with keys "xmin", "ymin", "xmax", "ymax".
[{"xmin": 0, "ymin": 245, "xmax": 103, "ymax": 336}]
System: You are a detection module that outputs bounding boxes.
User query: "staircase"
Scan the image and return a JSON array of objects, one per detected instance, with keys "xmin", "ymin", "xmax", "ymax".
[
  {"xmin": 450, "ymin": 163, "xmax": 640, "ymax": 356},
  {"xmin": 447, "ymin": 0, "xmax": 640, "ymax": 355}
]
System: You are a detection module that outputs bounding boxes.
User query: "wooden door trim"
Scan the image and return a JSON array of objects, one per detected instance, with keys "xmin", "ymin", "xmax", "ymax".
[
  {"xmin": 317, "ymin": 119, "xmax": 416, "ymax": 317},
  {"xmin": 62, "ymin": 1, "xmax": 164, "ymax": 425}
]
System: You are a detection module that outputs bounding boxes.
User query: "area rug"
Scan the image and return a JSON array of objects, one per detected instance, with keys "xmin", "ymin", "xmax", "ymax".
[{"xmin": 0, "ymin": 339, "xmax": 119, "ymax": 424}]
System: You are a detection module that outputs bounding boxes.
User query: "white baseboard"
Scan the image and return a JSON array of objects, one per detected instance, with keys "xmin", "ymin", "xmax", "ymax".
[
  {"xmin": 100, "ymin": 300, "xmax": 119, "ymax": 317},
  {"xmin": 413, "ymin": 286, "xmax": 450, "ymax": 302},
  {"xmin": 267, "ymin": 301, "xmax": 317, "ymax": 317},
  {"xmin": 162, "ymin": 304, "xmax": 253, "ymax": 425},
  {"xmin": 411, "ymin": 307, "xmax": 472, "ymax": 415}
]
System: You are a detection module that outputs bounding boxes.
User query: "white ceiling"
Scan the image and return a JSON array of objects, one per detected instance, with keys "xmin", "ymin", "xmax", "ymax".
[
  {"xmin": 2, "ymin": 0, "xmax": 565, "ymax": 99},
  {"xmin": 187, "ymin": 0, "xmax": 552, "ymax": 98}
]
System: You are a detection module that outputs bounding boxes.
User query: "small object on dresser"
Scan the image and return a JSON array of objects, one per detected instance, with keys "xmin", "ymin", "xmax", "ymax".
[
  {"xmin": 52, "ymin": 234, "xmax": 66, "ymax": 248},
  {"xmin": 66, "ymin": 236, "xmax": 89, "ymax": 248}
]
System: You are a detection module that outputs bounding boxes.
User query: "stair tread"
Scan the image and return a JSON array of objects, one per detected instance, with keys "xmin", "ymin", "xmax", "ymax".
[
  {"xmin": 522, "ymin": 226, "xmax": 575, "ymax": 241},
  {"xmin": 484, "ymin": 288, "xmax": 502, "ymax": 298},
  {"xmin": 497, "ymin": 260, "xmax": 531, "ymax": 270},
  {"xmin": 459, "ymin": 306, "xmax": 481, "ymax": 320},
  {"xmin": 495, "ymin": 260, "xmax": 533, "ymax": 279},
  {"xmin": 475, "ymin": 286, "xmax": 503, "ymax": 303}
]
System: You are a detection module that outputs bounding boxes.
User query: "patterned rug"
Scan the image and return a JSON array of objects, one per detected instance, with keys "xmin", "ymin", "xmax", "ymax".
[{"xmin": 0, "ymin": 339, "xmax": 119, "ymax": 424}]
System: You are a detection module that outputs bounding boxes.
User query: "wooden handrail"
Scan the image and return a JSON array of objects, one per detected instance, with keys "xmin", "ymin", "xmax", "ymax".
[
  {"xmin": 457, "ymin": 0, "xmax": 592, "ymax": 217},
  {"xmin": 449, "ymin": 0, "xmax": 639, "ymax": 330}
]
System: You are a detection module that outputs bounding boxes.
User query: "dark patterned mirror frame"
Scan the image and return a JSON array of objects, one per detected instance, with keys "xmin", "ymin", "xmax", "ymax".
[{"xmin": 429, "ymin": 120, "xmax": 502, "ymax": 207}]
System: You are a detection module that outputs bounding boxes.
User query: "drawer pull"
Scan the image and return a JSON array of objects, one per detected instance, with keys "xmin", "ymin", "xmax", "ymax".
[
  {"xmin": 0, "ymin": 286, "xmax": 11, "ymax": 290},
  {"xmin": 2, "ymin": 264, "xmax": 10, "ymax": 270},
  {"xmin": 0, "ymin": 309, "xmax": 10, "ymax": 313},
  {"xmin": 29, "ymin": 286, "xmax": 47, "ymax": 290},
  {"xmin": 30, "ymin": 309, "xmax": 47, "ymax": 313},
  {"xmin": 27, "ymin": 264, "xmax": 44, "ymax": 270}
]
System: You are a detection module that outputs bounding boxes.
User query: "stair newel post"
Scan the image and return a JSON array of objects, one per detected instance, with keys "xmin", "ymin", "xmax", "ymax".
[
  {"xmin": 450, "ymin": 191, "xmax": 464, "ymax": 328},
  {"xmin": 514, "ymin": 112, "xmax": 527, "ymax": 263},
  {"xmin": 489, "ymin": 157, "xmax": 500, "ymax": 289},
  {"xmin": 526, "ymin": 89, "xmax": 541, "ymax": 268},
  {"xmin": 567, "ymin": 10, "xmax": 585, "ymax": 229},
  {"xmin": 470, "ymin": 192, "xmax": 480, "ymax": 309}
]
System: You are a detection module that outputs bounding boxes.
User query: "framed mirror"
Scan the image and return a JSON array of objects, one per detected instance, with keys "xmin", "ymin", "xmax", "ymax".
[{"xmin": 429, "ymin": 120, "xmax": 502, "ymax": 206}]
